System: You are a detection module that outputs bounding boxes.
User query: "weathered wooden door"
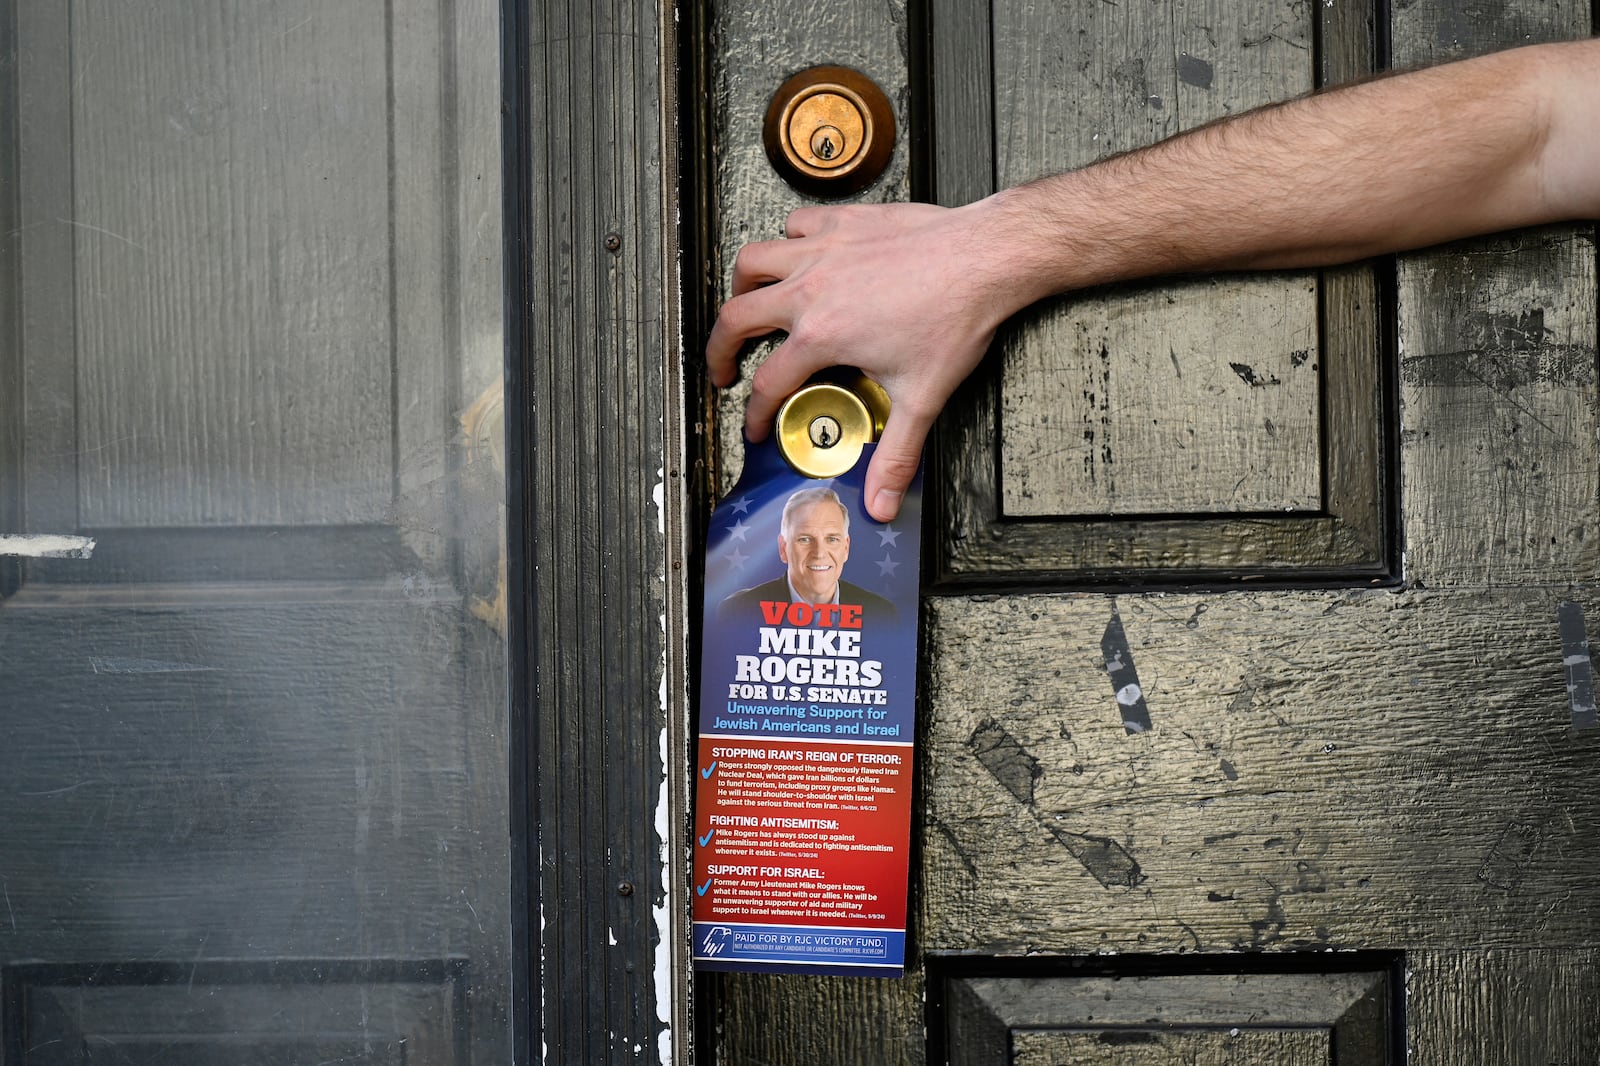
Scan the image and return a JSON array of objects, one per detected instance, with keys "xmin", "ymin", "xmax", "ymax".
[
  {"xmin": 1, "ymin": 2, "xmax": 515, "ymax": 1060},
  {"xmin": 695, "ymin": 0, "xmax": 1600, "ymax": 1062}
]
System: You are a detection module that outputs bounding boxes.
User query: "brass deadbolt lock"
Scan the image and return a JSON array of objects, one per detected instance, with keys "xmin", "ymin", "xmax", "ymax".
[
  {"xmin": 763, "ymin": 66, "xmax": 896, "ymax": 198},
  {"xmin": 775, "ymin": 370, "xmax": 891, "ymax": 479}
]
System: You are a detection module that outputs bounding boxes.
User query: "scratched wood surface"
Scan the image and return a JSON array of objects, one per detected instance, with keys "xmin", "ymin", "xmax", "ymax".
[
  {"xmin": 923, "ymin": 590, "xmax": 1600, "ymax": 950},
  {"xmin": 1012, "ymin": 1031, "xmax": 1329, "ymax": 1066},
  {"xmin": 1407, "ymin": 949, "xmax": 1600, "ymax": 1063},
  {"xmin": 1391, "ymin": 0, "xmax": 1599, "ymax": 588},
  {"xmin": 1397, "ymin": 225, "xmax": 1599, "ymax": 587},
  {"xmin": 717, "ymin": 970, "xmax": 928, "ymax": 1066},
  {"xmin": 993, "ymin": 0, "xmax": 1320, "ymax": 516},
  {"xmin": 709, "ymin": 0, "xmax": 910, "ymax": 494},
  {"xmin": 920, "ymin": 589, "xmax": 1600, "ymax": 1060}
]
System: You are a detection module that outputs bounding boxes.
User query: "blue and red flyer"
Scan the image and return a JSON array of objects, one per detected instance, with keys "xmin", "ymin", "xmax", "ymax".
[{"xmin": 693, "ymin": 437, "xmax": 921, "ymax": 977}]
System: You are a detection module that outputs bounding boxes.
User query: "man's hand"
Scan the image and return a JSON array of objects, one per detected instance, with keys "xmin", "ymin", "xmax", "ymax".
[
  {"xmin": 705, "ymin": 202, "xmax": 1021, "ymax": 522},
  {"xmin": 706, "ymin": 40, "xmax": 1600, "ymax": 524}
]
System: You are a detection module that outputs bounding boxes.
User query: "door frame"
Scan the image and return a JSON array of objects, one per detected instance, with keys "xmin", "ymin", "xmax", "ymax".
[{"xmin": 509, "ymin": 0, "xmax": 696, "ymax": 1062}]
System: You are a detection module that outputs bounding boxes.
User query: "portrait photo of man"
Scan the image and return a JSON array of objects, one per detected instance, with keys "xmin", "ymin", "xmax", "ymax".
[{"xmin": 719, "ymin": 485, "xmax": 896, "ymax": 623}]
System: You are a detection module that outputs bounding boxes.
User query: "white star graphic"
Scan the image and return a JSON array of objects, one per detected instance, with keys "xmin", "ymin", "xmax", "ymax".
[
  {"xmin": 730, "ymin": 496, "xmax": 753, "ymax": 515},
  {"xmin": 877, "ymin": 526, "xmax": 901, "ymax": 547},
  {"xmin": 727, "ymin": 548, "xmax": 749, "ymax": 570},
  {"xmin": 876, "ymin": 555, "xmax": 900, "ymax": 577},
  {"xmin": 727, "ymin": 518, "xmax": 750, "ymax": 542}
]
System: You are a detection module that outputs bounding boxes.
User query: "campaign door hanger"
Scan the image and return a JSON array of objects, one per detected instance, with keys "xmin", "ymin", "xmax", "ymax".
[{"xmin": 692, "ymin": 373, "xmax": 922, "ymax": 977}]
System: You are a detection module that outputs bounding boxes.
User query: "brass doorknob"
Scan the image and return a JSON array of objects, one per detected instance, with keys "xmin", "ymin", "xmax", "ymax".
[
  {"xmin": 763, "ymin": 66, "xmax": 896, "ymax": 198},
  {"xmin": 775, "ymin": 370, "xmax": 891, "ymax": 479}
]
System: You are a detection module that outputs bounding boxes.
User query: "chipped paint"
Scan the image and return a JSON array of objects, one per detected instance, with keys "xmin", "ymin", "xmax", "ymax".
[
  {"xmin": 0, "ymin": 533, "xmax": 95, "ymax": 558},
  {"xmin": 1556, "ymin": 601, "xmax": 1597, "ymax": 730},
  {"xmin": 654, "ymin": 693, "xmax": 672, "ymax": 1066},
  {"xmin": 652, "ymin": 467, "xmax": 673, "ymax": 1066},
  {"xmin": 1101, "ymin": 605, "xmax": 1153, "ymax": 733},
  {"xmin": 970, "ymin": 717, "xmax": 1144, "ymax": 891},
  {"xmin": 1176, "ymin": 52, "xmax": 1214, "ymax": 89}
]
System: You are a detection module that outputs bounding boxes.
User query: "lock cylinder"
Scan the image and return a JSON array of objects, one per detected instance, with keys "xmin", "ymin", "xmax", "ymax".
[
  {"xmin": 774, "ymin": 370, "xmax": 890, "ymax": 479},
  {"xmin": 763, "ymin": 66, "xmax": 896, "ymax": 197}
]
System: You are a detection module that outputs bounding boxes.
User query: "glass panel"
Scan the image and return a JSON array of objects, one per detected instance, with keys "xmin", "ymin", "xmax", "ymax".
[{"xmin": 0, "ymin": 1, "xmax": 510, "ymax": 1061}]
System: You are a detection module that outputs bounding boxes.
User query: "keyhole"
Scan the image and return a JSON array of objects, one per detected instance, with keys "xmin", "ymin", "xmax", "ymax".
[
  {"xmin": 810, "ymin": 124, "xmax": 845, "ymax": 163},
  {"xmin": 809, "ymin": 415, "xmax": 842, "ymax": 449}
]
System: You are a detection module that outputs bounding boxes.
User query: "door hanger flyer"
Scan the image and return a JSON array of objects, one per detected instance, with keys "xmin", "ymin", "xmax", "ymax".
[{"xmin": 693, "ymin": 436, "xmax": 922, "ymax": 976}]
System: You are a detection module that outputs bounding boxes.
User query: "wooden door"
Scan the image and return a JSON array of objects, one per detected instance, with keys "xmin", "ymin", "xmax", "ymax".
[
  {"xmin": 695, "ymin": 0, "xmax": 1600, "ymax": 1062},
  {"xmin": 0, "ymin": 2, "xmax": 513, "ymax": 1060}
]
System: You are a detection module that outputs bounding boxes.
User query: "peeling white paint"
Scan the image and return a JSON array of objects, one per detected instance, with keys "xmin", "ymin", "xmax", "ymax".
[
  {"xmin": 651, "ymin": 464, "xmax": 675, "ymax": 1066},
  {"xmin": 654, "ymin": 698, "xmax": 672, "ymax": 1066},
  {"xmin": 0, "ymin": 533, "xmax": 95, "ymax": 558},
  {"xmin": 654, "ymin": 624, "xmax": 674, "ymax": 1057},
  {"xmin": 540, "ymin": 847, "xmax": 548, "ymax": 1065}
]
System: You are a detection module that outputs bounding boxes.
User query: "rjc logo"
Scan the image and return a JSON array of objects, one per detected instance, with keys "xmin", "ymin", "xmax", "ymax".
[{"xmin": 700, "ymin": 926, "xmax": 733, "ymax": 957}]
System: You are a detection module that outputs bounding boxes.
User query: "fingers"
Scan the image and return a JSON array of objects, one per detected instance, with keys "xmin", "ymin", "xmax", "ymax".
[
  {"xmin": 705, "ymin": 285, "xmax": 794, "ymax": 388},
  {"xmin": 742, "ymin": 340, "xmax": 826, "ymax": 441},
  {"xmin": 710, "ymin": 230, "xmax": 819, "ymax": 386},
  {"xmin": 711, "ymin": 208, "xmax": 845, "ymax": 386},
  {"xmin": 863, "ymin": 408, "xmax": 933, "ymax": 522},
  {"xmin": 784, "ymin": 206, "xmax": 830, "ymax": 239},
  {"xmin": 728, "ymin": 238, "xmax": 805, "ymax": 297}
]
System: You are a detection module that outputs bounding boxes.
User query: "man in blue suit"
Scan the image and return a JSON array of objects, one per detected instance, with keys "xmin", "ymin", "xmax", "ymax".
[{"xmin": 720, "ymin": 486, "xmax": 895, "ymax": 623}]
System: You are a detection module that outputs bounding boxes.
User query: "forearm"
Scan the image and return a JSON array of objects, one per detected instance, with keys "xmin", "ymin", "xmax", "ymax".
[
  {"xmin": 705, "ymin": 38, "xmax": 1599, "ymax": 521},
  {"xmin": 963, "ymin": 39, "xmax": 1600, "ymax": 316}
]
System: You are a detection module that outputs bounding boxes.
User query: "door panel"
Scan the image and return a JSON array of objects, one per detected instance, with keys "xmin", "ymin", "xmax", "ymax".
[
  {"xmin": 992, "ymin": 0, "xmax": 1320, "ymax": 519},
  {"xmin": 944, "ymin": 970, "xmax": 1392, "ymax": 1066},
  {"xmin": 1398, "ymin": 230, "xmax": 1599, "ymax": 588},
  {"xmin": 1, "ymin": 1, "xmax": 511, "ymax": 1060},
  {"xmin": 922, "ymin": 590, "xmax": 1600, "ymax": 1064},
  {"xmin": 701, "ymin": 0, "xmax": 1600, "ymax": 1062},
  {"xmin": 20, "ymin": 0, "xmax": 467, "ymax": 541},
  {"xmin": 1394, "ymin": 5, "xmax": 1598, "ymax": 589},
  {"xmin": 923, "ymin": 591, "xmax": 1598, "ymax": 952},
  {"xmin": 931, "ymin": 0, "xmax": 1385, "ymax": 581},
  {"xmin": 64, "ymin": 1, "xmax": 393, "ymax": 528},
  {"xmin": 1012, "ymin": 1032, "xmax": 1328, "ymax": 1066}
]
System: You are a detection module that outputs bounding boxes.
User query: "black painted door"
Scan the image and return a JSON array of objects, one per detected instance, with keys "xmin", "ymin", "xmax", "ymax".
[{"xmin": 698, "ymin": 0, "xmax": 1600, "ymax": 1062}]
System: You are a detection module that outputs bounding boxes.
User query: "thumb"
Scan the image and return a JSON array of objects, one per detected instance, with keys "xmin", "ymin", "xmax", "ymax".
[{"xmin": 863, "ymin": 410, "xmax": 931, "ymax": 523}]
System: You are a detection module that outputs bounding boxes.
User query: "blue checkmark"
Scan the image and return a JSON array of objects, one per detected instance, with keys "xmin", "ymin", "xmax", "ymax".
[
  {"xmin": 696, "ymin": 877, "xmax": 713, "ymax": 896},
  {"xmin": 698, "ymin": 829, "xmax": 714, "ymax": 847},
  {"xmin": 701, "ymin": 761, "xmax": 717, "ymax": 779}
]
